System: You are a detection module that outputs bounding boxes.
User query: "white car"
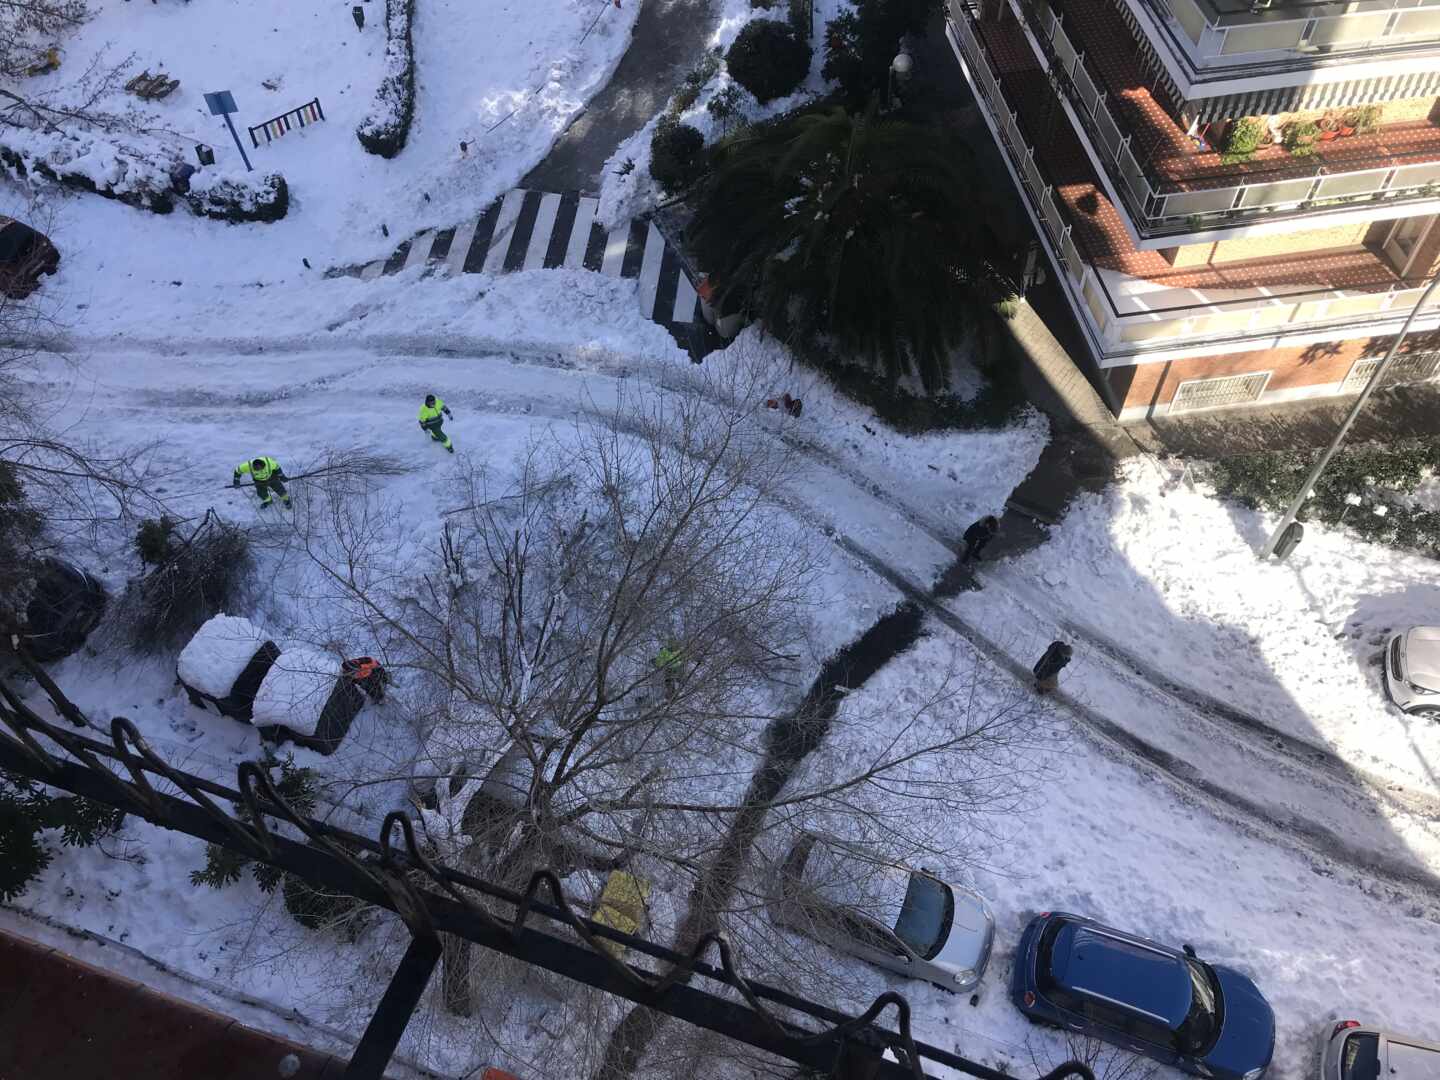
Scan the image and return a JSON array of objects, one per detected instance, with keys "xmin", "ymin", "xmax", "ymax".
[
  {"xmin": 1383, "ymin": 627, "xmax": 1440, "ymax": 715},
  {"xmin": 1318, "ymin": 1021, "xmax": 1440, "ymax": 1080},
  {"xmin": 769, "ymin": 832, "xmax": 995, "ymax": 992}
]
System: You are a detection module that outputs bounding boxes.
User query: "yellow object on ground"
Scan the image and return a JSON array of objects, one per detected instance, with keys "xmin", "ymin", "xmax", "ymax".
[{"xmin": 591, "ymin": 870, "xmax": 650, "ymax": 958}]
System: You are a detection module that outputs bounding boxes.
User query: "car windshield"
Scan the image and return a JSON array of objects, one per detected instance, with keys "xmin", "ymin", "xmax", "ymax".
[
  {"xmin": 1341, "ymin": 1036, "xmax": 1381, "ymax": 1080},
  {"xmin": 892, "ymin": 873, "xmax": 954, "ymax": 960},
  {"xmin": 1176, "ymin": 959, "xmax": 1220, "ymax": 1054}
]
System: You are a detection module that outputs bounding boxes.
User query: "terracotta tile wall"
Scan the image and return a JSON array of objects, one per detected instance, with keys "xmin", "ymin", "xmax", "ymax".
[
  {"xmin": 1109, "ymin": 339, "xmax": 1371, "ymax": 409},
  {"xmin": 1109, "ymin": 328, "xmax": 1440, "ymax": 408}
]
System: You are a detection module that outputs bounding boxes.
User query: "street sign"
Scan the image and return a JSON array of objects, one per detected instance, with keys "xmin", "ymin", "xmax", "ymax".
[
  {"xmin": 204, "ymin": 90, "xmax": 238, "ymax": 116},
  {"xmin": 203, "ymin": 89, "xmax": 252, "ymax": 172}
]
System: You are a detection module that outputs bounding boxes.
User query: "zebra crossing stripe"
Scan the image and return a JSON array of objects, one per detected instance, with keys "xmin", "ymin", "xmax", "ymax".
[
  {"xmin": 600, "ymin": 225, "xmax": 629, "ymax": 277},
  {"xmin": 564, "ymin": 197, "xmax": 598, "ymax": 270},
  {"xmin": 524, "ymin": 194, "xmax": 562, "ymax": 271},
  {"xmin": 446, "ymin": 218, "xmax": 479, "ymax": 275},
  {"xmin": 636, "ymin": 224, "xmax": 665, "ymax": 320},
  {"xmin": 404, "ymin": 231, "xmax": 435, "ymax": 272},
  {"xmin": 672, "ymin": 269, "xmax": 698, "ymax": 324},
  {"xmin": 360, "ymin": 260, "xmax": 385, "ymax": 282},
  {"xmin": 482, "ymin": 190, "xmax": 527, "ymax": 274}
]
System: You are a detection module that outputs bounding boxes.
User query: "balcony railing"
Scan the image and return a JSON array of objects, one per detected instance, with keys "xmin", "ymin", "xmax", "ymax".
[
  {"xmin": 1016, "ymin": 0, "xmax": 1440, "ymax": 233},
  {"xmin": 947, "ymin": 0, "xmax": 1438, "ymax": 355},
  {"xmin": 1161, "ymin": 0, "xmax": 1440, "ymax": 63}
]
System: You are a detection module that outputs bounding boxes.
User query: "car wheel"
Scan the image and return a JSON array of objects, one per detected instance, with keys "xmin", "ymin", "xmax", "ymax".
[{"xmin": 1411, "ymin": 705, "xmax": 1440, "ymax": 718}]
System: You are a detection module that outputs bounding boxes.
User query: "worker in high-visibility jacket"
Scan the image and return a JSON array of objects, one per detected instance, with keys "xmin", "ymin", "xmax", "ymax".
[
  {"xmin": 418, "ymin": 394, "xmax": 454, "ymax": 453},
  {"xmin": 232, "ymin": 456, "xmax": 291, "ymax": 508}
]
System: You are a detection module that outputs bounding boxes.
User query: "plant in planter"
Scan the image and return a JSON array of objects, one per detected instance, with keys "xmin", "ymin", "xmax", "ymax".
[
  {"xmin": 1220, "ymin": 116, "xmax": 1265, "ymax": 164},
  {"xmin": 1338, "ymin": 108, "xmax": 1358, "ymax": 136},
  {"xmin": 1282, "ymin": 119, "xmax": 1319, "ymax": 157},
  {"xmin": 1318, "ymin": 113, "xmax": 1340, "ymax": 140},
  {"xmin": 1352, "ymin": 104, "xmax": 1382, "ymax": 136}
]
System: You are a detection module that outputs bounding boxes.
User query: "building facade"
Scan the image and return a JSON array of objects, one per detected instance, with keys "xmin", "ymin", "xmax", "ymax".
[{"xmin": 945, "ymin": 0, "xmax": 1440, "ymax": 419}]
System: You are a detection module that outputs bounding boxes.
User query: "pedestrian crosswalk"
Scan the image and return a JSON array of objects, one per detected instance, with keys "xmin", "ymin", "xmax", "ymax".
[{"xmin": 343, "ymin": 189, "xmax": 704, "ymax": 331}]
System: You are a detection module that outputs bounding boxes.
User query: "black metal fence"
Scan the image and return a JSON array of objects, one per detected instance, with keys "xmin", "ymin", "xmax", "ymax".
[{"xmin": 0, "ymin": 672, "xmax": 1095, "ymax": 1080}]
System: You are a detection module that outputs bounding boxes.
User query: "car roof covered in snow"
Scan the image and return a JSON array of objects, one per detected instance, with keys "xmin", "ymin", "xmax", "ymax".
[
  {"xmin": 251, "ymin": 647, "xmax": 341, "ymax": 736},
  {"xmin": 176, "ymin": 614, "xmax": 268, "ymax": 698}
]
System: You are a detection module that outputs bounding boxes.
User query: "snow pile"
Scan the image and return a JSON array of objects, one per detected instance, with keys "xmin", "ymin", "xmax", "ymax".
[
  {"xmin": 176, "ymin": 615, "xmax": 268, "ymax": 698},
  {"xmin": 251, "ymin": 648, "xmax": 341, "ymax": 736}
]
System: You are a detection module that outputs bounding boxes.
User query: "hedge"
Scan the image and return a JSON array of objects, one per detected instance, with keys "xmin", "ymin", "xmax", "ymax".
[
  {"xmin": 727, "ymin": 19, "xmax": 813, "ymax": 104},
  {"xmin": 0, "ymin": 138, "xmax": 288, "ymax": 223},
  {"xmin": 356, "ymin": 0, "xmax": 417, "ymax": 158}
]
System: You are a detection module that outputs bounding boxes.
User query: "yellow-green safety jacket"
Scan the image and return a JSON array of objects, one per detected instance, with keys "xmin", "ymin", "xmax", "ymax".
[
  {"xmin": 234, "ymin": 457, "xmax": 282, "ymax": 483},
  {"xmin": 418, "ymin": 398, "xmax": 449, "ymax": 427}
]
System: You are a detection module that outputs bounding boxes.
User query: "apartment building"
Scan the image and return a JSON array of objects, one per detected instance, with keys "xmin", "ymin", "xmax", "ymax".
[{"xmin": 944, "ymin": 0, "xmax": 1440, "ymax": 419}]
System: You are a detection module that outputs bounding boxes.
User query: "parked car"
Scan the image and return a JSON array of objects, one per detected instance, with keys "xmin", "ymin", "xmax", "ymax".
[
  {"xmin": 1383, "ymin": 627, "xmax": 1440, "ymax": 715},
  {"xmin": 1319, "ymin": 1021, "xmax": 1440, "ymax": 1080},
  {"xmin": 1012, "ymin": 912, "xmax": 1275, "ymax": 1080},
  {"xmin": 0, "ymin": 216, "xmax": 60, "ymax": 300},
  {"xmin": 18, "ymin": 558, "xmax": 107, "ymax": 663},
  {"xmin": 176, "ymin": 614, "xmax": 386, "ymax": 755},
  {"xmin": 768, "ymin": 831, "xmax": 996, "ymax": 992}
]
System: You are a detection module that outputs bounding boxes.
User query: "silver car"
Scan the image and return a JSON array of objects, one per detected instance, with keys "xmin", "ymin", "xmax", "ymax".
[
  {"xmin": 1318, "ymin": 1021, "xmax": 1440, "ymax": 1080},
  {"xmin": 1383, "ymin": 628, "xmax": 1440, "ymax": 715},
  {"xmin": 769, "ymin": 832, "xmax": 995, "ymax": 992}
]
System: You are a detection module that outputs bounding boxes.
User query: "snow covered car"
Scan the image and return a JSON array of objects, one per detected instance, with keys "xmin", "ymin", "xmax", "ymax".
[
  {"xmin": 17, "ymin": 558, "xmax": 107, "ymax": 663},
  {"xmin": 1012, "ymin": 912, "xmax": 1275, "ymax": 1080},
  {"xmin": 1319, "ymin": 1021, "xmax": 1440, "ymax": 1080},
  {"xmin": 176, "ymin": 614, "xmax": 383, "ymax": 754},
  {"xmin": 768, "ymin": 831, "xmax": 995, "ymax": 992},
  {"xmin": 1382, "ymin": 627, "xmax": 1440, "ymax": 715},
  {"xmin": 0, "ymin": 215, "xmax": 60, "ymax": 300}
]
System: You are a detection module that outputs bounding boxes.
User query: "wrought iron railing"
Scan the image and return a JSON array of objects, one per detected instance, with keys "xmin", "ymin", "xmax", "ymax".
[
  {"xmin": 1158, "ymin": 0, "xmax": 1440, "ymax": 63},
  {"xmin": 0, "ymin": 668, "xmax": 1098, "ymax": 1080}
]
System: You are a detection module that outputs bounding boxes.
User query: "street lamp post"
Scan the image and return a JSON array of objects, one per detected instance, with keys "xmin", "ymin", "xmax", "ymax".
[
  {"xmin": 886, "ymin": 48, "xmax": 913, "ymax": 112},
  {"xmin": 1260, "ymin": 272, "xmax": 1440, "ymax": 558}
]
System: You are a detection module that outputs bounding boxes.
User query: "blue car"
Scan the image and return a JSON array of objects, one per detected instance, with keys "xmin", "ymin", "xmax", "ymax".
[{"xmin": 1011, "ymin": 912, "xmax": 1275, "ymax": 1080}]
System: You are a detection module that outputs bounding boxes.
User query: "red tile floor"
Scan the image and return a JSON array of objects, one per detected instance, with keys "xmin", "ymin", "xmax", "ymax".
[
  {"xmin": 1050, "ymin": 0, "xmax": 1440, "ymax": 194},
  {"xmin": 970, "ymin": 10, "xmax": 1410, "ymax": 293}
]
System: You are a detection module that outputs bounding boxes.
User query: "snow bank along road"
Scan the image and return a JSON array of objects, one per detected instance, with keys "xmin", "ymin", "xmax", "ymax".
[{"xmin": 47, "ymin": 338, "xmax": 1440, "ymax": 913}]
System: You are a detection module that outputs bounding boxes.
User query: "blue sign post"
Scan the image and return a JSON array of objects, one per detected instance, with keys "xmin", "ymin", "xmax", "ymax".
[{"xmin": 204, "ymin": 90, "xmax": 253, "ymax": 173}]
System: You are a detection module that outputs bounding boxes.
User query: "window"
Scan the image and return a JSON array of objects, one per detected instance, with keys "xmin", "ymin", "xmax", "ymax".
[
  {"xmin": 893, "ymin": 874, "xmax": 954, "ymax": 961},
  {"xmin": 1341, "ymin": 1034, "xmax": 1381, "ymax": 1080},
  {"xmin": 1081, "ymin": 997, "xmax": 1131, "ymax": 1030},
  {"xmin": 1175, "ymin": 960, "xmax": 1220, "ymax": 1055},
  {"xmin": 1128, "ymin": 1016, "xmax": 1177, "ymax": 1050},
  {"xmin": 1169, "ymin": 372, "xmax": 1271, "ymax": 414},
  {"xmin": 841, "ymin": 912, "xmax": 906, "ymax": 956}
]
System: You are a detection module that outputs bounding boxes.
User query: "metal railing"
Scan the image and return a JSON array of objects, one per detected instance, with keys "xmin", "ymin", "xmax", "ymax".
[
  {"xmin": 1015, "ymin": 0, "xmax": 1440, "ymax": 233},
  {"xmin": 0, "ymin": 668, "xmax": 1103, "ymax": 1080},
  {"xmin": 1161, "ymin": 0, "xmax": 1440, "ymax": 61},
  {"xmin": 948, "ymin": 1, "xmax": 1440, "ymax": 356}
]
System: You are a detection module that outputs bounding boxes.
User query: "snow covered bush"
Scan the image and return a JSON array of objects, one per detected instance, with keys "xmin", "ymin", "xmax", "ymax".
[
  {"xmin": 648, "ymin": 118, "xmax": 707, "ymax": 195},
  {"xmin": 0, "ymin": 0, "xmax": 89, "ymax": 81},
  {"xmin": 725, "ymin": 19, "xmax": 812, "ymax": 104},
  {"xmin": 1206, "ymin": 437, "xmax": 1440, "ymax": 556},
  {"xmin": 0, "ymin": 131, "xmax": 288, "ymax": 222},
  {"xmin": 356, "ymin": 0, "xmax": 416, "ymax": 158},
  {"xmin": 0, "ymin": 461, "xmax": 43, "ymax": 638}
]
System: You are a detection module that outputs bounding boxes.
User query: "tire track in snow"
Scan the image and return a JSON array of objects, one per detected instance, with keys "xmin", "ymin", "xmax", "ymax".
[{"xmin": 75, "ymin": 341, "xmax": 1440, "ymax": 908}]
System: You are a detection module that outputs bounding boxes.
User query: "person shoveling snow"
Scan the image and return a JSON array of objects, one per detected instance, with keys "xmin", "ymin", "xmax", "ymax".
[{"xmin": 232, "ymin": 456, "xmax": 291, "ymax": 508}]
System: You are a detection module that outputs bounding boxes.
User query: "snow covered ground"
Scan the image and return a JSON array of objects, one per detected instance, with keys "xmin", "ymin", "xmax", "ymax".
[
  {"xmin": 10, "ymin": 0, "xmax": 640, "ymax": 293},
  {"xmin": 7, "ymin": 0, "xmax": 1440, "ymax": 1074}
]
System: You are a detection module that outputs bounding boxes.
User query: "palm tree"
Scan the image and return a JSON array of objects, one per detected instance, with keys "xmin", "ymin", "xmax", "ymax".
[{"xmin": 688, "ymin": 104, "xmax": 1017, "ymax": 393}]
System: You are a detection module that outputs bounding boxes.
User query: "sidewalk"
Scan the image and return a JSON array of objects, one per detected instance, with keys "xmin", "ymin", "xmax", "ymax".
[{"xmin": 523, "ymin": 0, "xmax": 721, "ymax": 194}]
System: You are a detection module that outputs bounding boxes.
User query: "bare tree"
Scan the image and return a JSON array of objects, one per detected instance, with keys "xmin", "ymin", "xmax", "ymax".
[
  {"xmin": 0, "ymin": 0, "xmax": 89, "ymax": 82},
  {"xmin": 254, "ymin": 365, "xmax": 1057, "ymax": 1075}
]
